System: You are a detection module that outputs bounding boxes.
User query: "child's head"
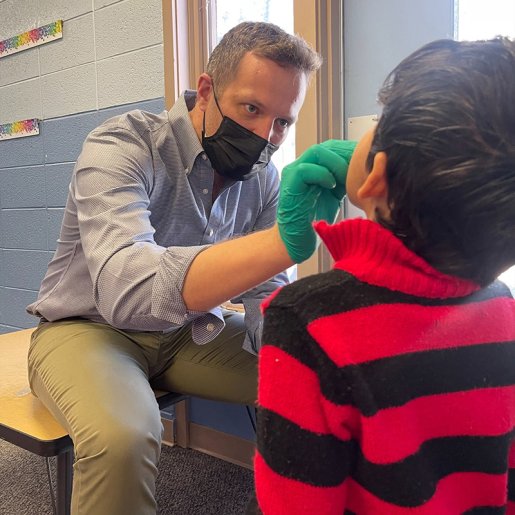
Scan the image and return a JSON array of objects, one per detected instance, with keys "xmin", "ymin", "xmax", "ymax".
[{"xmin": 349, "ymin": 37, "xmax": 515, "ymax": 287}]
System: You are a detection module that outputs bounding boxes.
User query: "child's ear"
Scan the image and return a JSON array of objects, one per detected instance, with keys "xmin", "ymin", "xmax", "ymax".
[{"xmin": 357, "ymin": 152, "xmax": 388, "ymax": 201}]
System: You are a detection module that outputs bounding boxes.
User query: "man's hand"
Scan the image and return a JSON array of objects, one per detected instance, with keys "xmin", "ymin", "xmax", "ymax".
[
  {"xmin": 277, "ymin": 140, "xmax": 357, "ymax": 263},
  {"xmin": 319, "ymin": 139, "xmax": 358, "ymax": 164}
]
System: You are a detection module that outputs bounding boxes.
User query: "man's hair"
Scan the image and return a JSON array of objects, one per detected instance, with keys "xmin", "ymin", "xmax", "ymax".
[
  {"xmin": 367, "ymin": 37, "xmax": 515, "ymax": 286},
  {"xmin": 206, "ymin": 21, "xmax": 322, "ymax": 93}
]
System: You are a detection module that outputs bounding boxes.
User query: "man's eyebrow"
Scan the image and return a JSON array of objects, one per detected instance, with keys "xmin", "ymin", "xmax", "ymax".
[{"xmin": 235, "ymin": 95, "xmax": 264, "ymax": 109}]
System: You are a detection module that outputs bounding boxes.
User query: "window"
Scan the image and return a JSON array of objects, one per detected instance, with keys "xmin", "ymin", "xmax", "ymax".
[
  {"xmin": 455, "ymin": 0, "xmax": 515, "ymax": 40},
  {"xmin": 213, "ymin": 1, "xmax": 294, "ymax": 43}
]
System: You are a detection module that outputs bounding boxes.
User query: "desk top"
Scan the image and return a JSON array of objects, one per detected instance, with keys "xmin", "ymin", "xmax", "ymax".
[{"xmin": 0, "ymin": 328, "xmax": 70, "ymax": 451}]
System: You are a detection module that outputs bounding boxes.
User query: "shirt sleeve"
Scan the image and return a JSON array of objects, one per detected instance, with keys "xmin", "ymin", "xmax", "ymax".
[
  {"xmin": 72, "ymin": 122, "xmax": 221, "ymax": 335},
  {"xmin": 254, "ymin": 301, "xmax": 351, "ymax": 515},
  {"xmin": 231, "ymin": 163, "xmax": 289, "ymax": 354}
]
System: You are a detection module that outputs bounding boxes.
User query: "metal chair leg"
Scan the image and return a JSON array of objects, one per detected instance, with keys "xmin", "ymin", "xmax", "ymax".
[{"xmin": 56, "ymin": 448, "xmax": 73, "ymax": 515}]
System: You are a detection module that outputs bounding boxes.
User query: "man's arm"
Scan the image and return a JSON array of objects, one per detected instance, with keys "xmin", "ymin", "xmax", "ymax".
[
  {"xmin": 182, "ymin": 224, "xmax": 292, "ymax": 312},
  {"xmin": 71, "ymin": 121, "xmax": 212, "ymax": 331}
]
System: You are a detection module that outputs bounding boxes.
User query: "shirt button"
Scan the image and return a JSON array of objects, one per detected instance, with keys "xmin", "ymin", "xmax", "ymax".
[
  {"xmin": 206, "ymin": 323, "xmax": 215, "ymax": 332},
  {"xmin": 184, "ymin": 167, "xmax": 189, "ymax": 173},
  {"xmin": 202, "ymin": 188, "xmax": 209, "ymax": 195},
  {"xmin": 208, "ymin": 229, "xmax": 213, "ymax": 237},
  {"xmin": 202, "ymin": 154, "xmax": 208, "ymax": 160},
  {"xmin": 183, "ymin": 313, "xmax": 188, "ymax": 319}
]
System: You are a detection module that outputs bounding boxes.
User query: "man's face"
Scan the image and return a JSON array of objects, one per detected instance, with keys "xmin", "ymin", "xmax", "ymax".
[{"xmin": 203, "ymin": 52, "xmax": 308, "ymax": 147}]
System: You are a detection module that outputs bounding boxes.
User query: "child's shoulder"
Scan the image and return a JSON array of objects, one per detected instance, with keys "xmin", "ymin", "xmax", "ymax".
[{"xmin": 267, "ymin": 269, "xmax": 358, "ymax": 314}]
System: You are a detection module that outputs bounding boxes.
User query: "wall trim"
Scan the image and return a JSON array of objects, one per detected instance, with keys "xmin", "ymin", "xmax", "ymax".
[
  {"xmin": 162, "ymin": 416, "xmax": 176, "ymax": 446},
  {"xmin": 161, "ymin": 417, "xmax": 255, "ymax": 470},
  {"xmin": 188, "ymin": 422, "xmax": 255, "ymax": 470}
]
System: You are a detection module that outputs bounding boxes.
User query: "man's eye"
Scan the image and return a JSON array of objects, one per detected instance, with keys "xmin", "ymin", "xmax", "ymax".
[
  {"xmin": 245, "ymin": 105, "xmax": 258, "ymax": 114},
  {"xmin": 277, "ymin": 119, "xmax": 289, "ymax": 128}
]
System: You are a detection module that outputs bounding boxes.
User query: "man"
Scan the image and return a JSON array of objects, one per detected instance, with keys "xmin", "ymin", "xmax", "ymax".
[{"xmin": 26, "ymin": 22, "xmax": 331, "ymax": 514}]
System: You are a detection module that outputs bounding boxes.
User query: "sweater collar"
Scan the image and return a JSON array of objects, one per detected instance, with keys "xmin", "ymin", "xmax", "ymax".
[{"xmin": 314, "ymin": 218, "xmax": 480, "ymax": 299}]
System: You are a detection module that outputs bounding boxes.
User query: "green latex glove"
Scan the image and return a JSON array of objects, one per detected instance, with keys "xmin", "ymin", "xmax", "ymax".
[
  {"xmin": 277, "ymin": 140, "xmax": 357, "ymax": 263},
  {"xmin": 319, "ymin": 139, "xmax": 358, "ymax": 165}
]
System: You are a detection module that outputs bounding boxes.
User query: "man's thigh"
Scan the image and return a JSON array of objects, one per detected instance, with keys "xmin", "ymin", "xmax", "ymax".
[
  {"xmin": 152, "ymin": 312, "xmax": 257, "ymax": 405},
  {"xmin": 28, "ymin": 319, "xmax": 163, "ymax": 439}
]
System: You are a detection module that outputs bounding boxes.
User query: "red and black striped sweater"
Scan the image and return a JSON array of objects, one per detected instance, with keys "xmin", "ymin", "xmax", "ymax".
[{"xmin": 254, "ymin": 218, "xmax": 515, "ymax": 515}]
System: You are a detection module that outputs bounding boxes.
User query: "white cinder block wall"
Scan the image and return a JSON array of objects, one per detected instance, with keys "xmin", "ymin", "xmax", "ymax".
[{"xmin": 0, "ymin": 0, "xmax": 164, "ymax": 124}]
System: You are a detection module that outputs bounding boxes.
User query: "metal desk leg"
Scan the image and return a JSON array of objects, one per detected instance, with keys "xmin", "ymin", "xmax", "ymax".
[{"xmin": 56, "ymin": 448, "xmax": 73, "ymax": 515}]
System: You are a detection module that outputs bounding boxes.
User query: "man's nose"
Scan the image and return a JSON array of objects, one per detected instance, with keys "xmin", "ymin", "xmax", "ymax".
[{"xmin": 254, "ymin": 119, "xmax": 276, "ymax": 143}]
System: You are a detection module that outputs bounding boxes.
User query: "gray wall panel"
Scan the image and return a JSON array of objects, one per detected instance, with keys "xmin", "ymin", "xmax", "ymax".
[
  {"xmin": 0, "ymin": 133, "xmax": 45, "ymax": 168},
  {"xmin": 0, "ymin": 166, "xmax": 46, "ymax": 208},
  {"xmin": 46, "ymin": 208, "xmax": 65, "ymax": 251},
  {"xmin": 97, "ymin": 97, "xmax": 166, "ymax": 125},
  {"xmin": 45, "ymin": 163, "xmax": 74, "ymax": 207},
  {"xmin": 1, "ymin": 249, "xmax": 52, "ymax": 290},
  {"xmin": 0, "ymin": 287, "xmax": 38, "ymax": 328},
  {"xmin": 42, "ymin": 111, "xmax": 99, "ymax": 164},
  {"xmin": 0, "ymin": 209, "xmax": 48, "ymax": 250}
]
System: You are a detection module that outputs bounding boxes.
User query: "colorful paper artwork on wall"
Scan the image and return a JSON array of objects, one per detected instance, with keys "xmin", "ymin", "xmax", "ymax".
[
  {"xmin": 0, "ymin": 118, "xmax": 40, "ymax": 140},
  {"xmin": 0, "ymin": 20, "xmax": 63, "ymax": 59}
]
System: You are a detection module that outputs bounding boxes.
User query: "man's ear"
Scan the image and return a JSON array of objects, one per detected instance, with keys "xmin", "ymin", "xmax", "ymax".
[
  {"xmin": 357, "ymin": 152, "xmax": 388, "ymax": 201},
  {"xmin": 196, "ymin": 73, "xmax": 213, "ymax": 112}
]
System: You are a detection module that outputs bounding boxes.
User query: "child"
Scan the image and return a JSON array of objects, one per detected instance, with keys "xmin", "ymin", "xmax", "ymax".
[{"xmin": 254, "ymin": 37, "xmax": 515, "ymax": 514}]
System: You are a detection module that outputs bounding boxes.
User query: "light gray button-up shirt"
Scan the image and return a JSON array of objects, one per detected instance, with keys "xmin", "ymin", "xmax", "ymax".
[{"xmin": 27, "ymin": 91, "xmax": 288, "ymax": 353}]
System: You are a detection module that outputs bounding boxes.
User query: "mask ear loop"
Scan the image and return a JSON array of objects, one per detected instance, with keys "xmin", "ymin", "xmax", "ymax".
[
  {"xmin": 202, "ymin": 79, "xmax": 224, "ymax": 137},
  {"xmin": 211, "ymin": 83, "xmax": 224, "ymax": 115}
]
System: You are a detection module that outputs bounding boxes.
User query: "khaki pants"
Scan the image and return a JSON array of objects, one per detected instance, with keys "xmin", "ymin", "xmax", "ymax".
[{"xmin": 27, "ymin": 313, "xmax": 257, "ymax": 515}]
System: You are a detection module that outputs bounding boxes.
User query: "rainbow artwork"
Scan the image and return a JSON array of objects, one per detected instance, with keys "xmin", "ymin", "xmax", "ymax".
[
  {"xmin": 0, "ymin": 20, "xmax": 63, "ymax": 59},
  {"xmin": 0, "ymin": 118, "xmax": 40, "ymax": 141}
]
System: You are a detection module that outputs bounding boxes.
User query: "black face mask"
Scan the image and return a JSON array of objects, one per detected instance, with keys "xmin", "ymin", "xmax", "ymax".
[{"xmin": 201, "ymin": 89, "xmax": 278, "ymax": 181}]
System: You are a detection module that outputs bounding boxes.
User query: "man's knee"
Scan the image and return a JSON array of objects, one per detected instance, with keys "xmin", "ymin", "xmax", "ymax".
[{"xmin": 74, "ymin": 412, "xmax": 163, "ymax": 469}]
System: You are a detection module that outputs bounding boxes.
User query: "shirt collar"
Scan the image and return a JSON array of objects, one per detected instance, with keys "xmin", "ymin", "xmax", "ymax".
[{"xmin": 167, "ymin": 90, "xmax": 205, "ymax": 175}]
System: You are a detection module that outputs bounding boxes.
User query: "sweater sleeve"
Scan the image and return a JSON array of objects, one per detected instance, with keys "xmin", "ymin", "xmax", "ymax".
[{"xmin": 254, "ymin": 302, "xmax": 352, "ymax": 515}]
